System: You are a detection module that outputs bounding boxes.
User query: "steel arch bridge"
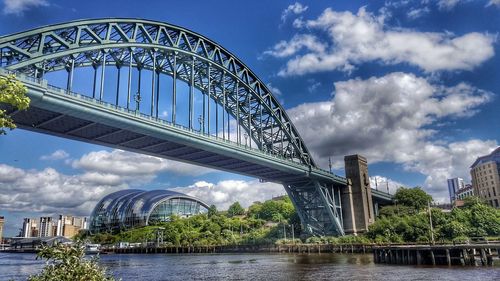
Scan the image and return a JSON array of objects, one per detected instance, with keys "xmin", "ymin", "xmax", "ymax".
[{"xmin": 0, "ymin": 18, "xmax": 348, "ymax": 236}]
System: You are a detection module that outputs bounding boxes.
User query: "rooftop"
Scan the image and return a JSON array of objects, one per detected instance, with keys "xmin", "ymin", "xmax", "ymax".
[{"xmin": 470, "ymin": 147, "xmax": 500, "ymax": 169}]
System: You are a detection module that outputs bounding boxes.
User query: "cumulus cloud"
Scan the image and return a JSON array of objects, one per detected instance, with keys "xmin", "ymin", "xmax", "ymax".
[
  {"xmin": 72, "ymin": 149, "xmax": 214, "ymax": 179},
  {"xmin": 0, "ymin": 164, "xmax": 125, "ymax": 215},
  {"xmin": 266, "ymin": 7, "xmax": 495, "ymax": 75},
  {"xmin": 281, "ymin": 2, "xmax": 308, "ymax": 22},
  {"xmin": 173, "ymin": 179, "xmax": 285, "ymax": 210},
  {"xmin": 0, "ymin": 149, "xmax": 217, "ymax": 219},
  {"xmin": 370, "ymin": 176, "xmax": 407, "ymax": 194},
  {"xmin": 287, "ymin": 72, "xmax": 496, "ymax": 201},
  {"xmin": 3, "ymin": 0, "xmax": 49, "ymax": 15},
  {"xmin": 40, "ymin": 149, "xmax": 69, "ymax": 161}
]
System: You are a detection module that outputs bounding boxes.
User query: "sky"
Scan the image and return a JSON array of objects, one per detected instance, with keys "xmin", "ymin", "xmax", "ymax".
[{"xmin": 1, "ymin": 0, "xmax": 499, "ymax": 237}]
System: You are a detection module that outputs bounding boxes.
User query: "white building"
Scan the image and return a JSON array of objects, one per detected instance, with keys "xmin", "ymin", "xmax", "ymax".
[
  {"xmin": 39, "ymin": 217, "xmax": 54, "ymax": 237},
  {"xmin": 21, "ymin": 218, "xmax": 38, "ymax": 238},
  {"xmin": 447, "ymin": 177, "xmax": 465, "ymax": 203}
]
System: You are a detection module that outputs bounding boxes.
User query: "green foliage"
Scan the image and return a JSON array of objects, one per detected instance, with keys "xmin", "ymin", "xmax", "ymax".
[
  {"xmin": 227, "ymin": 201, "xmax": 245, "ymax": 217},
  {"xmin": 393, "ymin": 187, "xmax": 433, "ymax": 212},
  {"xmin": 28, "ymin": 243, "xmax": 116, "ymax": 281},
  {"xmin": 0, "ymin": 74, "xmax": 29, "ymax": 135},
  {"xmin": 248, "ymin": 196, "xmax": 296, "ymax": 222},
  {"xmin": 207, "ymin": 205, "xmax": 218, "ymax": 218},
  {"xmin": 369, "ymin": 194, "xmax": 500, "ymax": 243}
]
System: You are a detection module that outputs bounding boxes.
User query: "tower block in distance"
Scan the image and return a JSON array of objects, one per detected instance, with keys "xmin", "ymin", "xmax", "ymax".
[{"xmin": 342, "ymin": 155, "xmax": 375, "ymax": 235}]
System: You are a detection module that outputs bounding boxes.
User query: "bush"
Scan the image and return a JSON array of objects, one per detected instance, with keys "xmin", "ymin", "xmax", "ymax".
[{"xmin": 28, "ymin": 243, "xmax": 116, "ymax": 281}]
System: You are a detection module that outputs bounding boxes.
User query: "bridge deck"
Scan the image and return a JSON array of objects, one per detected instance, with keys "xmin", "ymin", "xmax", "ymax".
[{"xmin": 2, "ymin": 71, "xmax": 346, "ymax": 186}]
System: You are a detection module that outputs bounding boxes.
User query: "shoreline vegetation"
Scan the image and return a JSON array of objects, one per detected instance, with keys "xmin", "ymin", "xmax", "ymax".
[{"xmin": 77, "ymin": 187, "xmax": 500, "ymax": 247}]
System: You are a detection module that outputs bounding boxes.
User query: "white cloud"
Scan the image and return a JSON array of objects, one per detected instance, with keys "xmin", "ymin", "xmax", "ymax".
[
  {"xmin": 266, "ymin": 7, "xmax": 495, "ymax": 75},
  {"xmin": 437, "ymin": 0, "xmax": 461, "ymax": 10},
  {"xmin": 370, "ymin": 176, "xmax": 407, "ymax": 194},
  {"xmin": 308, "ymin": 81, "xmax": 321, "ymax": 93},
  {"xmin": 0, "ymin": 164, "xmax": 125, "ymax": 215},
  {"xmin": 264, "ymin": 34, "xmax": 327, "ymax": 58},
  {"xmin": 40, "ymin": 149, "xmax": 69, "ymax": 161},
  {"xmin": 487, "ymin": 0, "xmax": 500, "ymax": 7},
  {"xmin": 287, "ymin": 72, "xmax": 496, "ymax": 201},
  {"xmin": 266, "ymin": 83, "xmax": 282, "ymax": 96},
  {"xmin": 407, "ymin": 7, "xmax": 430, "ymax": 19},
  {"xmin": 281, "ymin": 2, "xmax": 308, "ymax": 22},
  {"xmin": 173, "ymin": 179, "xmax": 285, "ymax": 210},
  {"xmin": 3, "ymin": 0, "xmax": 49, "ymax": 15},
  {"xmin": 72, "ymin": 149, "xmax": 214, "ymax": 178},
  {"xmin": 0, "ymin": 149, "xmax": 216, "ymax": 217}
]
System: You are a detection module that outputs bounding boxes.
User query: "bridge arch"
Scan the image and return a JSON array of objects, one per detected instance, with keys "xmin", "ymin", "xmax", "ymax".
[
  {"xmin": 0, "ymin": 19, "xmax": 363, "ymax": 236},
  {"xmin": 0, "ymin": 18, "xmax": 314, "ymax": 166}
]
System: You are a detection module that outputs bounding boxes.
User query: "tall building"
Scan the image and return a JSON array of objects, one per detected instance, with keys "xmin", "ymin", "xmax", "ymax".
[
  {"xmin": 447, "ymin": 177, "xmax": 465, "ymax": 203},
  {"xmin": 470, "ymin": 147, "xmax": 500, "ymax": 208},
  {"xmin": 39, "ymin": 217, "xmax": 54, "ymax": 237},
  {"xmin": 0, "ymin": 216, "xmax": 4, "ymax": 243},
  {"xmin": 21, "ymin": 218, "xmax": 39, "ymax": 238},
  {"xmin": 56, "ymin": 215, "xmax": 88, "ymax": 238}
]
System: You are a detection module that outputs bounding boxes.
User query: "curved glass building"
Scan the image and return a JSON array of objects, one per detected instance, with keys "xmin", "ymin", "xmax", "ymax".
[{"xmin": 89, "ymin": 189, "xmax": 209, "ymax": 234}]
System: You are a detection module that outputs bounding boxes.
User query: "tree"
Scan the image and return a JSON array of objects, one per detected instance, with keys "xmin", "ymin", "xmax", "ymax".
[
  {"xmin": 227, "ymin": 201, "xmax": 245, "ymax": 217},
  {"xmin": 207, "ymin": 204, "xmax": 218, "ymax": 218},
  {"xmin": 28, "ymin": 243, "xmax": 116, "ymax": 281},
  {"xmin": 393, "ymin": 187, "xmax": 433, "ymax": 211},
  {"xmin": 0, "ymin": 74, "xmax": 29, "ymax": 134}
]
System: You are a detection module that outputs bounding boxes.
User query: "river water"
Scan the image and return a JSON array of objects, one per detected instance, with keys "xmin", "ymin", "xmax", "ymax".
[{"xmin": 1, "ymin": 252, "xmax": 499, "ymax": 281}]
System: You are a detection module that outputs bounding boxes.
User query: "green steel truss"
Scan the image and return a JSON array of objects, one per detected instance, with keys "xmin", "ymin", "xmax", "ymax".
[
  {"xmin": 0, "ymin": 19, "xmax": 350, "ymax": 236},
  {"xmin": 0, "ymin": 18, "xmax": 314, "ymax": 166}
]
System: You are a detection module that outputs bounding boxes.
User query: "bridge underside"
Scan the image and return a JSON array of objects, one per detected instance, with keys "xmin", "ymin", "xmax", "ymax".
[{"xmin": 4, "ymin": 104, "xmax": 300, "ymax": 182}]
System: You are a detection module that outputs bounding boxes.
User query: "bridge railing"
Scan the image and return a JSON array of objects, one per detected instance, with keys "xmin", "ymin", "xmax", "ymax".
[{"xmin": 1, "ymin": 68, "xmax": 347, "ymax": 183}]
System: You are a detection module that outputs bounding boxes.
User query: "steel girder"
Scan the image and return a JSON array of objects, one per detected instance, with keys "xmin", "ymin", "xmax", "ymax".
[
  {"xmin": 284, "ymin": 180, "xmax": 345, "ymax": 236},
  {"xmin": 0, "ymin": 18, "xmax": 315, "ymax": 167}
]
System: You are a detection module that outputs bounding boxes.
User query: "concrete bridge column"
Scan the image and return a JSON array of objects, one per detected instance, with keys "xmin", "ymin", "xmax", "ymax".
[{"xmin": 342, "ymin": 154, "xmax": 375, "ymax": 235}]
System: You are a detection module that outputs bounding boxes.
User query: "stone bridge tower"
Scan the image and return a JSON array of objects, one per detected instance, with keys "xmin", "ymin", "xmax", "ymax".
[{"xmin": 342, "ymin": 154, "xmax": 375, "ymax": 235}]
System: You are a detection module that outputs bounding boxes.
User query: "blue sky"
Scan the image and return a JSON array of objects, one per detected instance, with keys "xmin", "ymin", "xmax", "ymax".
[{"xmin": 1, "ymin": 0, "xmax": 499, "ymax": 236}]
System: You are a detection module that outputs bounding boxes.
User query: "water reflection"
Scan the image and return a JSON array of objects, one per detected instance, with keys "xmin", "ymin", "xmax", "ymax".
[{"xmin": 1, "ymin": 252, "xmax": 499, "ymax": 281}]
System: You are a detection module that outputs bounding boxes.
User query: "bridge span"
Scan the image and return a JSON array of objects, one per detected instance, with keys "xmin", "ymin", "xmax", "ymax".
[{"xmin": 0, "ymin": 19, "xmax": 392, "ymax": 236}]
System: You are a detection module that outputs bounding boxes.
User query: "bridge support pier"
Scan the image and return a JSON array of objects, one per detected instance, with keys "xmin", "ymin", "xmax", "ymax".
[
  {"xmin": 342, "ymin": 155, "xmax": 375, "ymax": 235},
  {"xmin": 284, "ymin": 180, "xmax": 344, "ymax": 237}
]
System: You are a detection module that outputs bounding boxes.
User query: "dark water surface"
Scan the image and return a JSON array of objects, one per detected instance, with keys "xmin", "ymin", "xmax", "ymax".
[{"xmin": 1, "ymin": 252, "xmax": 499, "ymax": 281}]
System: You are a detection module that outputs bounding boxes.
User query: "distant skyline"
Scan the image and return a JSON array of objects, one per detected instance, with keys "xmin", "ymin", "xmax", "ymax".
[{"xmin": 1, "ymin": 0, "xmax": 499, "ymax": 236}]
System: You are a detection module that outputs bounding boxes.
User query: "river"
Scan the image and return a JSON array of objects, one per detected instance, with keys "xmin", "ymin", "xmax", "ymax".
[{"xmin": 1, "ymin": 252, "xmax": 499, "ymax": 280}]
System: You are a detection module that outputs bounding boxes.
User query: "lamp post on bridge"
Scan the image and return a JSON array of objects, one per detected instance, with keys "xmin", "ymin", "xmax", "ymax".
[
  {"xmin": 244, "ymin": 133, "xmax": 248, "ymax": 148},
  {"xmin": 198, "ymin": 115, "xmax": 204, "ymax": 134},
  {"xmin": 134, "ymin": 91, "xmax": 141, "ymax": 114}
]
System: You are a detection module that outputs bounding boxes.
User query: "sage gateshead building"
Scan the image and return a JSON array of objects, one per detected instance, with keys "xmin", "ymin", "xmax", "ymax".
[{"xmin": 89, "ymin": 189, "xmax": 209, "ymax": 234}]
